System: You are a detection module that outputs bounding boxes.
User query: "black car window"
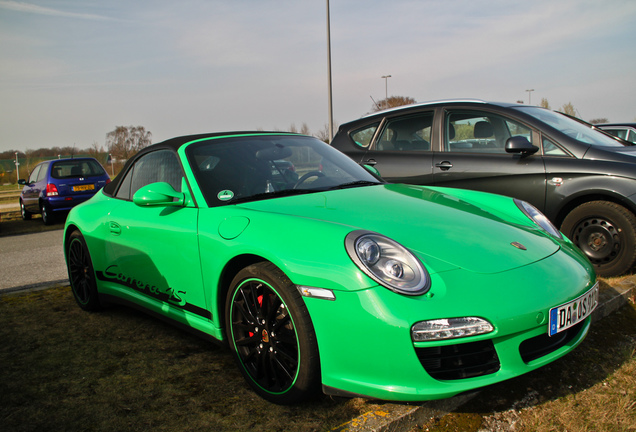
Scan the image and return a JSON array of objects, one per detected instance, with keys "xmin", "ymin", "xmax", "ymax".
[
  {"xmin": 542, "ymin": 137, "xmax": 568, "ymax": 156},
  {"xmin": 116, "ymin": 150, "xmax": 183, "ymax": 201},
  {"xmin": 350, "ymin": 123, "xmax": 379, "ymax": 148},
  {"xmin": 445, "ymin": 111, "xmax": 531, "ymax": 154},
  {"xmin": 27, "ymin": 165, "xmax": 41, "ymax": 184},
  {"xmin": 376, "ymin": 113, "xmax": 433, "ymax": 151},
  {"xmin": 35, "ymin": 162, "xmax": 49, "ymax": 182},
  {"xmin": 51, "ymin": 160, "xmax": 105, "ymax": 179}
]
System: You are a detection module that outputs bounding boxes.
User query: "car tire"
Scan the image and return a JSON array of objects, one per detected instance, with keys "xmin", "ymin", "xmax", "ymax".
[
  {"xmin": 20, "ymin": 199, "xmax": 32, "ymax": 221},
  {"xmin": 41, "ymin": 201, "xmax": 55, "ymax": 225},
  {"xmin": 561, "ymin": 201, "xmax": 636, "ymax": 277},
  {"xmin": 66, "ymin": 230, "xmax": 103, "ymax": 311},
  {"xmin": 225, "ymin": 262, "xmax": 320, "ymax": 404}
]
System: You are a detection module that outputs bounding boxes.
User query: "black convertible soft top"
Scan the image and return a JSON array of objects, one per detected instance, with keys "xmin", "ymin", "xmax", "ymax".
[{"xmin": 102, "ymin": 131, "xmax": 297, "ymax": 196}]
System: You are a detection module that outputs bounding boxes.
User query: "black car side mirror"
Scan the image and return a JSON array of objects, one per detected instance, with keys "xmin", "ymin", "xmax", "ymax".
[
  {"xmin": 18, "ymin": 179, "xmax": 27, "ymax": 185},
  {"xmin": 505, "ymin": 136, "xmax": 539, "ymax": 155}
]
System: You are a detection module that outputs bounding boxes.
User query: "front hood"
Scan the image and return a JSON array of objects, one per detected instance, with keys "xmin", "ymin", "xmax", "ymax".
[{"xmin": 239, "ymin": 184, "xmax": 560, "ymax": 274}]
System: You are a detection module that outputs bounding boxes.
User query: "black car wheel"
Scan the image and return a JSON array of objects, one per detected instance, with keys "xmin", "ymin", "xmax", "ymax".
[
  {"xmin": 41, "ymin": 202, "xmax": 55, "ymax": 225},
  {"xmin": 20, "ymin": 200, "xmax": 32, "ymax": 220},
  {"xmin": 225, "ymin": 262, "xmax": 320, "ymax": 404},
  {"xmin": 67, "ymin": 230, "xmax": 102, "ymax": 311},
  {"xmin": 561, "ymin": 201, "xmax": 636, "ymax": 277}
]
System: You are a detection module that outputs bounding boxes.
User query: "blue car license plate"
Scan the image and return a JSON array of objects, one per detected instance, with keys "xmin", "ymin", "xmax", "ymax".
[{"xmin": 549, "ymin": 282, "xmax": 599, "ymax": 336}]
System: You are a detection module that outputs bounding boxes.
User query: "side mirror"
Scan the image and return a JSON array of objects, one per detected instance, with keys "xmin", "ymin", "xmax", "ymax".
[
  {"xmin": 18, "ymin": 179, "xmax": 27, "ymax": 185},
  {"xmin": 362, "ymin": 163, "xmax": 381, "ymax": 178},
  {"xmin": 133, "ymin": 182, "xmax": 185, "ymax": 207},
  {"xmin": 505, "ymin": 136, "xmax": 539, "ymax": 155}
]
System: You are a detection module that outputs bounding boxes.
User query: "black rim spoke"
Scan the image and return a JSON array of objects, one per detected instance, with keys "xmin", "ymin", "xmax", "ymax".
[
  {"xmin": 69, "ymin": 240, "xmax": 91, "ymax": 304},
  {"xmin": 231, "ymin": 280, "xmax": 299, "ymax": 393}
]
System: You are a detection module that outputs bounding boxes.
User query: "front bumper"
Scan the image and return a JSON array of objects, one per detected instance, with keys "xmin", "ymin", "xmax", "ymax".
[{"xmin": 303, "ymin": 248, "xmax": 595, "ymax": 401}]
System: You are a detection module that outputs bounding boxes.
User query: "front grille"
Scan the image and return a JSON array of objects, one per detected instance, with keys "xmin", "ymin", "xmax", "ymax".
[
  {"xmin": 415, "ymin": 340, "xmax": 500, "ymax": 380},
  {"xmin": 519, "ymin": 321, "xmax": 585, "ymax": 363}
]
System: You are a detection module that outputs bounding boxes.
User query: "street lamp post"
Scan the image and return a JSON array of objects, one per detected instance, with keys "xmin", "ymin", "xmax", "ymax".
[
  {"xmin": 108, "ymin": 154, "xmax": 114, "ymax": 176},
  {"xmin": 14, "ymin": 152, "xmax": 20, "ymax": 184},
  {"xmin": 381, "ymin": 75, "xmax": 391, "ymax": 109},
  {"xmin": 326, "ymin": 0, "xmax": 334, "ymax": 143},
  {"xmin": 526, "ymin": 89, "xmax": 535, "ymax": 105}
]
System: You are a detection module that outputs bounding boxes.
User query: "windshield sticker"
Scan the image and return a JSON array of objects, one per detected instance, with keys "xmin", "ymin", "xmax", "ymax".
[{"xmin": 218, "ymin": 190, "xmax": 234, "ymax": 201}]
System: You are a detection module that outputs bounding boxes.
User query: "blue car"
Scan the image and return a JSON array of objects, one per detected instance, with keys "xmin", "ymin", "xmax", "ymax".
[{"xmin": 19, "ymin": 157, "xmax": 110, "ymax": 224}]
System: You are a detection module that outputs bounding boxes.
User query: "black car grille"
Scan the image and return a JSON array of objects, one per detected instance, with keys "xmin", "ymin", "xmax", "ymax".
[
  {"xmin": 519, "ymin": 321, "xmax": 585, "ymax": 363},
  {"xmin": 415, "ymin": 340, "xmax": 500, "ymax": 380}
]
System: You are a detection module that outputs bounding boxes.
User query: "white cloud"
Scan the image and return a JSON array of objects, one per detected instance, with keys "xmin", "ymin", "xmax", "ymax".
[{"xmin": 0, "ymin": 0, "xmax": 115, "ymax": 21}]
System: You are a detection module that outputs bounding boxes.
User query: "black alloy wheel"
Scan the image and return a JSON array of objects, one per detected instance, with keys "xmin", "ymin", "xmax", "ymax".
[
  {"xmin": 41, "ymin": 201, "xmax": 54, "ymax": 225},
  {"xmin": 20, "ymin": 200, "xmax": 31, "ymax": 220},
  {"xmin": 67, "ymin": 230, "xmax": 102, "ymax": 311},
  {"xmin": 225, "ymin": 262, "xmax": 320, "ymax": 404},
  {"xmin": 561, "ymin": 201, "xmax": 636, "ymax": 277}
]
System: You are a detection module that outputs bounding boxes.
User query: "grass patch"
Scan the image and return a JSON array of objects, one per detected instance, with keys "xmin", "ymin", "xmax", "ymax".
[
  {"xmin": 0, "ymin": 287, "xmax": 370, "ymax": 432},
  {"xmin": 1, "ymin": 268, "xmax": 634, "ymax": 431}
]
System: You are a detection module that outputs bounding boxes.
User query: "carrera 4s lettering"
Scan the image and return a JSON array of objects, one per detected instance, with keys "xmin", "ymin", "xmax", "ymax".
[{"xmin": 97, "ymin": 264, "xmax": 185, "ymax": 306}]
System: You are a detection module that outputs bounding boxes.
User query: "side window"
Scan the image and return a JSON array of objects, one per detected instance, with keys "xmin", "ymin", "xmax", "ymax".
[
  {"xmin": 376, "ymin": 112, "xmax": 433, "ymax": 151},
  {"xmin": 445, "ymin": 111, "xmax": 532, "ymax": 154},
  {"xmin": 36, "ymin": 163, "xmax": 49, "ymax": 182},
  {"xmin": 628, "ymin": 130, "xmax": 636, "ymax": 143},
  {"xmin": 115, "ymin": 150, "xmax": 183, "ymax": 200},
  {"xmin": 350, "ymin": 123, "xmax": 379, "ymax": 148},
  {"xmin": 542, "ymin": 137, "xmax": 568, "ymax": 156},
  {"xmin": 28, "ymin": 165, "xmax": 41, "ymax": 184}
]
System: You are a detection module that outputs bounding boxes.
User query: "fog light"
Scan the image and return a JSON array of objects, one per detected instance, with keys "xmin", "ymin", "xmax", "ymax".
[{"xmin": 411, "ymin": 317, "xmax": 494, "ymax": 341}]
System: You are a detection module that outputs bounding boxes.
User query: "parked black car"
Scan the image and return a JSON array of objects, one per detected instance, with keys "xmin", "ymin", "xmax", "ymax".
[
  {"xmin": 597, "ymin": 123, "xmax": 636, "ymax": 144},
  {"xmin": 332, "ymin": 99, "xmax": 636, "ymax": 277}
]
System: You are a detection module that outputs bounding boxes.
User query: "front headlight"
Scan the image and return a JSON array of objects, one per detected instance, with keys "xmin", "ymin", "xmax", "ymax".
[
  {"xmin": 345, "ymin": 230, "xmax": 430, "ymax": 295},
  {"xmin": 514, "ymin": 199, "xmax": 563, "ymax": 239}
]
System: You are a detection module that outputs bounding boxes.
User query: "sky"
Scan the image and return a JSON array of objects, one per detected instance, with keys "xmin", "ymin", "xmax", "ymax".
[{"xmin": 1, "ymin": 0, "xmax": 635, "ymax": 153}]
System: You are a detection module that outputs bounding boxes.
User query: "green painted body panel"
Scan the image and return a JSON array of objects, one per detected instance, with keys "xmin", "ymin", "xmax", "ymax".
[
  {"xmin": 304, "ymin": 248, "xmax": 593, "ymax": 400},
  {"xmin": 64, "ymin": 133, "xmax": 596, "ymax": 401}
]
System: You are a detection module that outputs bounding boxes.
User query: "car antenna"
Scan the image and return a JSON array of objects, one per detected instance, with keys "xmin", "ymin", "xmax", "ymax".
[{"xmin": 370, "ymin": 95, "xmax": 381, "ymax": 111}]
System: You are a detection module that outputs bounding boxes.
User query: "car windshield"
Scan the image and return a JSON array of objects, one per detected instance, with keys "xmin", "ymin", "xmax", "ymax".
[
  {"xmin": 51, "ymin": 159, "xmax": 106, "ymax": 179},
  {"xmin": 516, "ymin": 106, "xmax": 625, "ymax": 148},
  {"xmin": 187, "ymin": 135, "xmax": 382, "ymax": 206}
]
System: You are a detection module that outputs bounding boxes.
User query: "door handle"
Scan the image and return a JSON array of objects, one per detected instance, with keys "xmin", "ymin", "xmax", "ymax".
[
  {"xmin": 363, "ymin": 159, "xmax": 377, "ymax": 166},
  {"xmin": 435, "ymin": 161, "xmax": 453, "ymax": 171},
  {"xmin": 109, "ymin": 221, "xmax": 121, "ymax": 236}
]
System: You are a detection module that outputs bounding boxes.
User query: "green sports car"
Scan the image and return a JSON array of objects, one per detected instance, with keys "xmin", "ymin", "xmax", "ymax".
[{"xmin": 64, "ymin": 132, "xmax": 598, "ymax": 404}]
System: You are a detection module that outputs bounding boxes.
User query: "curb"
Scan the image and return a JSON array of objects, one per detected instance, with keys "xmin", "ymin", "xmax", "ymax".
[
  {"xmin": 0, "ymin": 279, "xmax": 69, "ymax": 297},
  {"xmin": 335, "ymin": 276, "xmax": 636, "ymax": 432}
]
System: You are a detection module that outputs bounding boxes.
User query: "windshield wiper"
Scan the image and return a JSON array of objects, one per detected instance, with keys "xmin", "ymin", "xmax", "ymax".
[
  {"xmin": 327, "ymin": 180, "xmax": 383, "ymax": 190},
  {"xmin": 230, "ymin": 188, "xmax": 318, "ymax": 204}
]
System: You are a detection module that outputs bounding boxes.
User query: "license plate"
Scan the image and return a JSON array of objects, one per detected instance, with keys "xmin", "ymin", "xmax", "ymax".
[
  {"xmin": 72, "ymin": 184, "xmax": 95, "ymax": 192},
  {"xmin": 549, "ymin": 282, "xmax": 599, "ymax": 336}
]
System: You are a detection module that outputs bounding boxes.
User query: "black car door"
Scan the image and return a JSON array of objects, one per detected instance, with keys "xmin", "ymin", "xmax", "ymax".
[
  {"xmin": 432, "ymin": 109, "xmax": 548, "ymax": 212},
  {"xmin": 358, "ymin": 111, "xmax": 436, "ymax": 184}
]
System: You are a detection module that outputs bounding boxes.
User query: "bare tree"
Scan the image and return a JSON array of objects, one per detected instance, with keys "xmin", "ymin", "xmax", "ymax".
[
  {"xmin": 316, "ymin": 122, "xmax": 339, "ymax": 143},
  {"xmin": 589, "ymin": 118, "xmax": 609, "ymax": 124},
  {"xmin": 540, "ymin": 98, "xmax": 551, "ymax": 109},
  {"xmin": 560, "ymin": 102, "xmax": 577, "ymax": 116},
  {"xmin": 371, "ymin": 96, "xmax": 416, "ymax": 113},
  {"xmin": 106, "ymin": 126, "xmax": 152, "ymax": 161}
]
